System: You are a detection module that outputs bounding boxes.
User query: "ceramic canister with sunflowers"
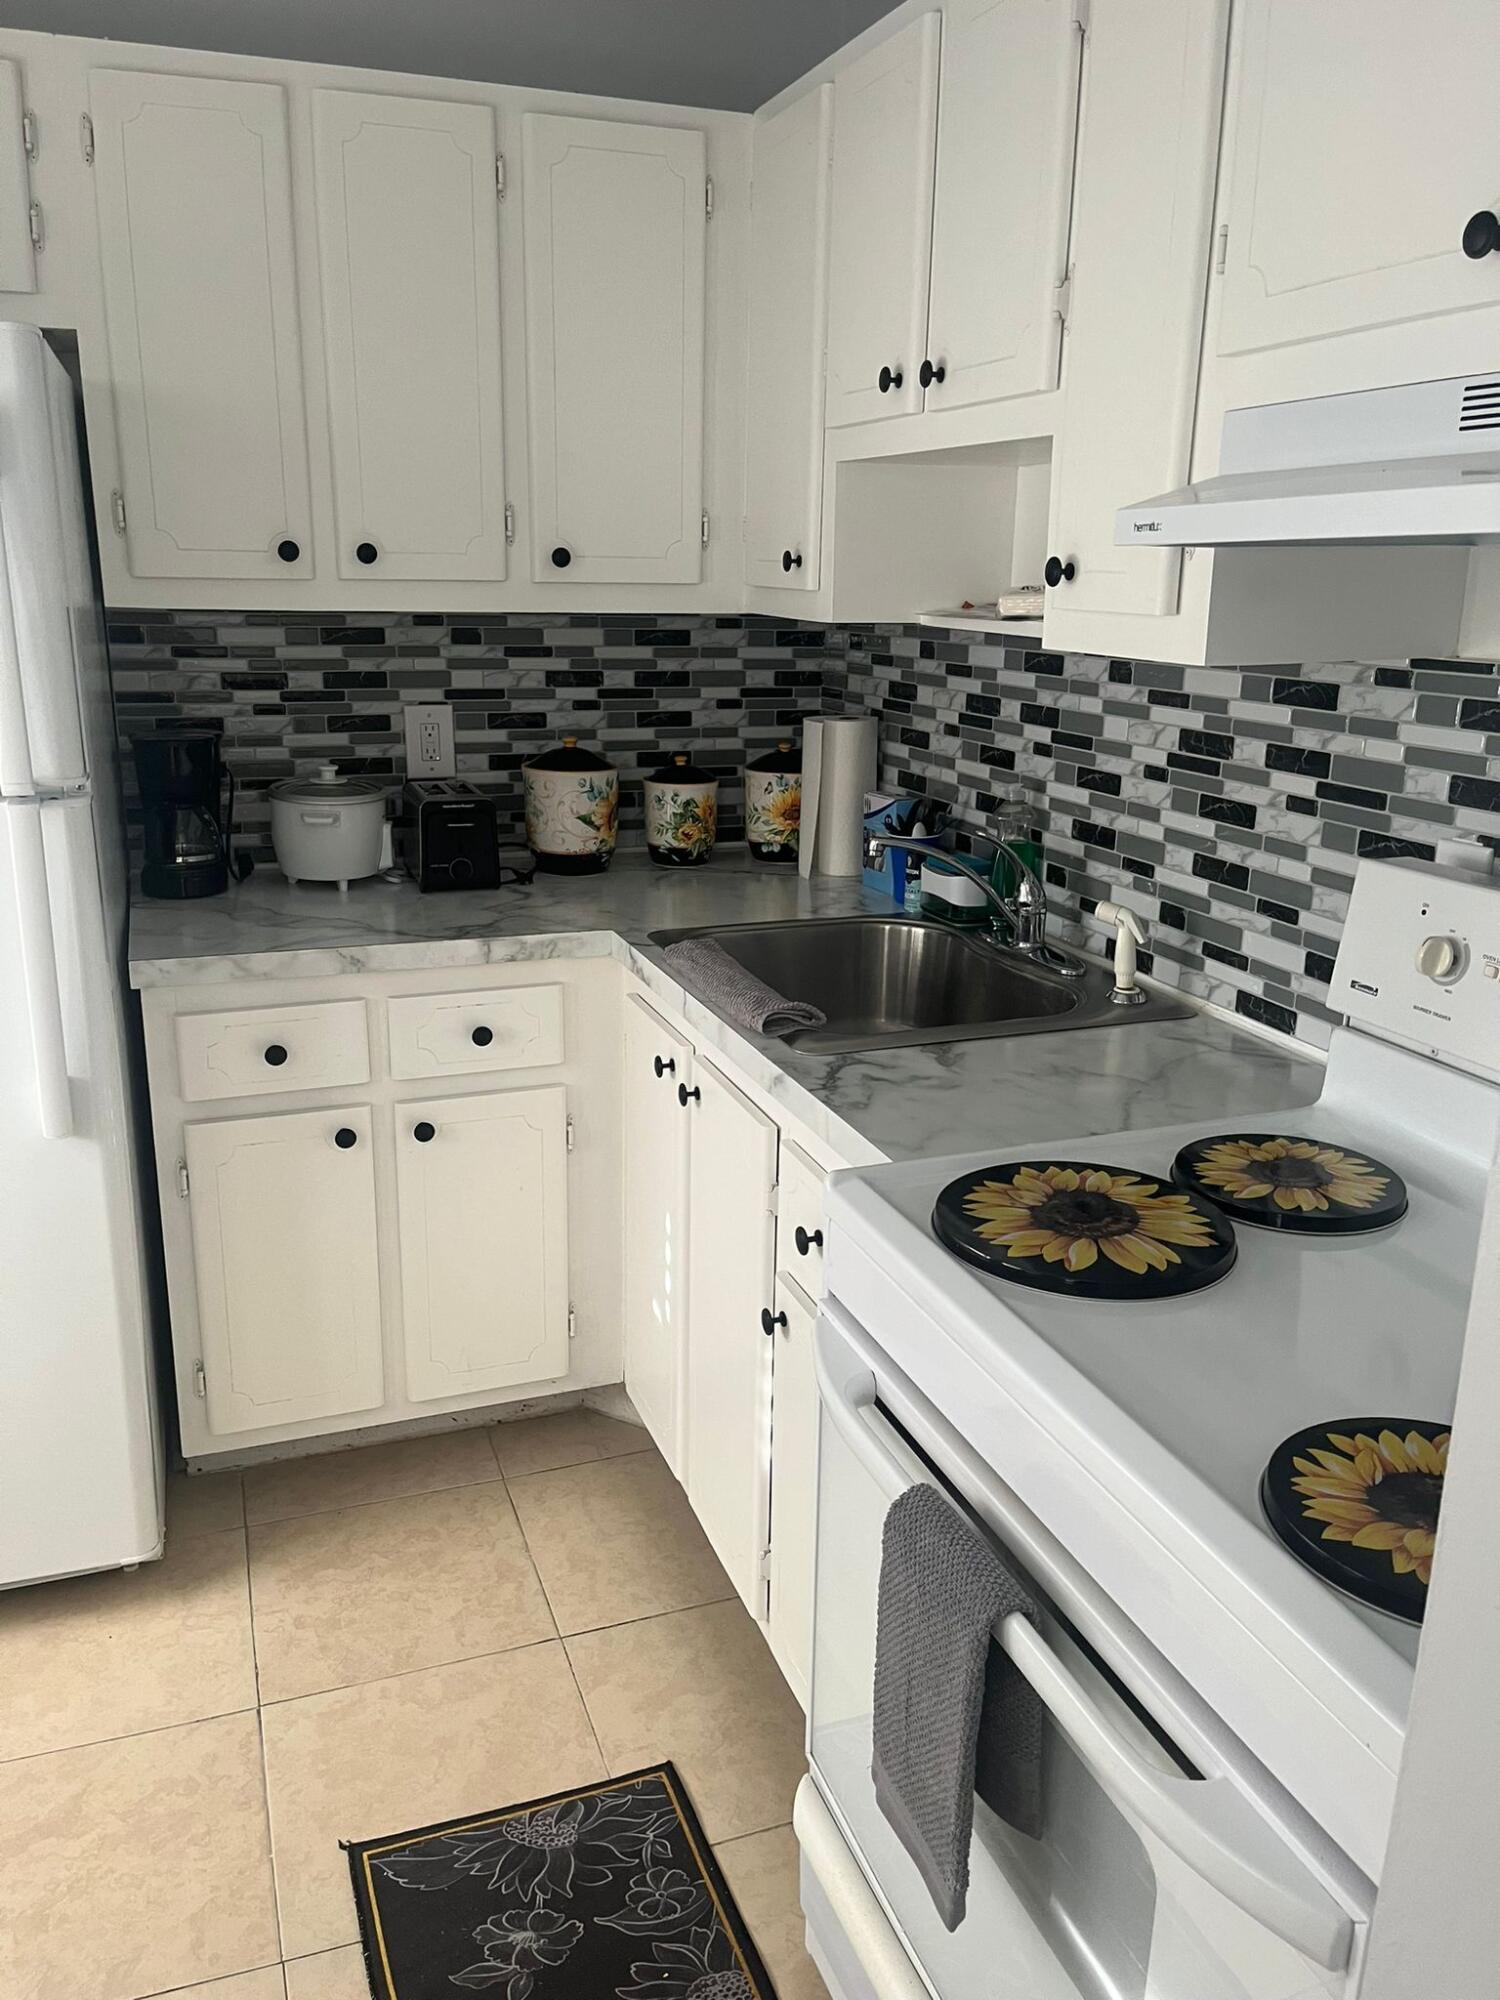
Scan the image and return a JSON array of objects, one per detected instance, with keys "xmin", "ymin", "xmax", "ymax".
[
  {"xmin": 744, "ymin": 739, "xmax": 801, "ymax": 864},
  {"xmin": 522, "ymin": 737, "xmax": 619, "ymax": 874},
  {"xmin": 643, "ymin": 754, "xmax": 719, "ymax": 867}
]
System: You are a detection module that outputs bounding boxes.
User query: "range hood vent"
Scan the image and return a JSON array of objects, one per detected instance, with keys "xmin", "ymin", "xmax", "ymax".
[{"xmin": 1117, "ymin": 373, "xmax": 1500, "ymax": 549}]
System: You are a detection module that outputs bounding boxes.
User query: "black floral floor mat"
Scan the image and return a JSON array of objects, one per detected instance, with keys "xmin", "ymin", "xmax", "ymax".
[{"xmin": 346, "ymin": 1763, "xmax": 778, "ymax": 1999}]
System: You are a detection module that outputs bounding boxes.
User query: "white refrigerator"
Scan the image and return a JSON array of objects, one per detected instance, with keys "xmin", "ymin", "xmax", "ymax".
[{"xmin": 0, "ymin": 321, "xmax": 162, "ymax": 1587}]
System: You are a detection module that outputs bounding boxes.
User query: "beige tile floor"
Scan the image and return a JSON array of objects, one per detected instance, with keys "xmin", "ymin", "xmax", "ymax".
[{"xmin": 0, "ymin": 1408, "xmax": 828, "ymax": 2000}]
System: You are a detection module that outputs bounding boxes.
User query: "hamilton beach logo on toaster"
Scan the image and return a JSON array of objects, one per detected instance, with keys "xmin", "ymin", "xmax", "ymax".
[{"xmin": 1132, "ymin": 520, "xmax": 1163, "ymax": 536}]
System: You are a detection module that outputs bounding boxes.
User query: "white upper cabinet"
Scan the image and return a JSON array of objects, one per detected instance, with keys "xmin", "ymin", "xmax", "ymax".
[
  {"xmin": 743, "ymin": 84, "xmax": 833, "ymax": 590},
  {"xmin": 1216, "ymin": 0, "xmax": 1500, "ymax": 362},
  {"xmin": 311, "ymin": 89, "xmax": 508, "ymax": 583},
  {"xmin": 1044, "ymin": 0, "xmax": 1229, "ymax": 628},
  {"xmin": 0, "ymin": 59, "xmax": 37, "ymax": 293},
  {"xmin": 825, "ymin": 13, "xmax": 940, "ymax": 427},
  {"xmin": 522, "ymin": 112, "xmax": 707, "ymax": 585},
  {"xmin": 88, "ymin": 70, "xmax": 314, "ymax": 580},
  {"xmin": 924, "ymin": 0, "xmax": 1080, "ymax": 412}
]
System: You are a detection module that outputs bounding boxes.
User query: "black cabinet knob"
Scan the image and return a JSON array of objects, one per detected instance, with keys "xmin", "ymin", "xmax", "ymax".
[
  {"xmin": 653, "ymin": 1054, "xmax": 676, "ymax": 1077},
  {"xmin": 919, "ymin": 358, "xmax": 946, "ymax": 388},
  {"xmin": 263, "ymin": 1043, "xmax": 289, "ymax": 1067},
  {"xmin": 1044, "ymin": 555, "xmax": 1077, "ymax": 588},
  {"xmin": 761, "ymin": 1306, "xmax": 788, "ymax": 1336},
  {"xmin": 1463, "ymin": 210, "xmax": 1500, "ymax": 259},
  {"xmin": 413, "ymin": 1121, "xmax": 436, "ymax": 1143},
  {"xmin": 471, "ymin": 1024, "xmax": 494, "ymax": 1047},
  {"xmin": 551, "ymin": 545, "xmax": 572, "ymax": 569},
  {"xmin": 355, "ymin": 541, "xmax": 378, "ymax": 565},
  {"xmin": 276, "ymin": 538, "xmax": 300, "ymax": 563},
  {"xmin": 877, "ymin": 365, "xmax": 903, "ymax": 394},
  {"xmin": 794, "ymin": 1225, "xmax": 824, "ymax": 1257},
  {"xmin": 677, "ymin": 1082, "xmax": 700, "ymax": 1106},
  {"xmin": 334, "ymin": 1127, "xmax": 358, "ymax": 1149},
  {"xmin": 781, "ymin": 549, "xmax": 803, "ymax": 572}
]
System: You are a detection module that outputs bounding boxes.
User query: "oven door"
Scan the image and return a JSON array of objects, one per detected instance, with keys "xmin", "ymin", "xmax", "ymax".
[{"xmin": 806, "ymin": 1299, "xmax": 1366, "ymax": 2000}]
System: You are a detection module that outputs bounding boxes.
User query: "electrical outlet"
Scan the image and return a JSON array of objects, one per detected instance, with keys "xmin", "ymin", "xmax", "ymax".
[{"xmin": 403, "ymin": 703, "xmax": 455, "ymax": 778}]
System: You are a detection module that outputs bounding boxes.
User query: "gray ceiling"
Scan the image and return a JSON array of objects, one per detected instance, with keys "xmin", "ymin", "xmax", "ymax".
[{"xmin": 10, "ymin": 0, "xmax": 895, "ymax": 110}]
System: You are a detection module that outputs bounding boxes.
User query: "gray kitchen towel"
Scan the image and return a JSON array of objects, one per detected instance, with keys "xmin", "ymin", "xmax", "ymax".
[
  {"xmin": 662, "ymin": 937, "xmax": 827, "ymax": 1036},
  {"xmin": 872, "ymin": 1482, "xmax": 1044, "ymax": 1931}
]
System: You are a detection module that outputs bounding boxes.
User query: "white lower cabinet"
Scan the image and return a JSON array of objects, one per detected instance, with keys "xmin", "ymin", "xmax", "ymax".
[
  {"xmin": 396, "ymin": 1086, "xmax": 570, "ymax": 1402},
  {"xmin": 184, "ymin": 1104, "xmax": 384, "ymax": 1435},
  {"xmin": 621, "ymin": 994, "xmax": 694, "ymax": 1473},
  {"xmin": 766, "ymin": 1269, "xmax": 819, "ymax": 1708}
]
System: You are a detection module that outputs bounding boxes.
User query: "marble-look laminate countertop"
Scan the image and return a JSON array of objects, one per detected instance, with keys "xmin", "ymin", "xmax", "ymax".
[{"xmin": 128, "ymin": 850, "xmax": 1323, "ymax": 1165}]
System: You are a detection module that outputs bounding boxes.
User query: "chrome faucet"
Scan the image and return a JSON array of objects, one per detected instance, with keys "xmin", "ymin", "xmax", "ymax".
[{"xmin": 861, "ymin": 827, "xmax": 1084, "ymax": 977}]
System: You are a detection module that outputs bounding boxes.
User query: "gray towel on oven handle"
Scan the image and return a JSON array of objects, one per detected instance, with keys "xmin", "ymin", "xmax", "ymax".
[
  {"xmin": 661, "ymin": 936, "xmax": 827, "ymax": 1037},
  {"xmin": 871, "ymin": 1481, "xmax": 1044, "ymax": 1932}
]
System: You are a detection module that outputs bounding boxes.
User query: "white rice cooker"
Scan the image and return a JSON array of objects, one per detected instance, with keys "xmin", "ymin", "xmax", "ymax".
[{"xmin": 270, "ymin": 766, "xmax": 389, "ymax": 890}]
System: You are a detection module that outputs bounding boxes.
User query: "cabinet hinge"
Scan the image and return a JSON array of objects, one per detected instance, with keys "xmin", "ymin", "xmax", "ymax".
[
  {"xmin": 700, "ymin": 510, "xmax": 710, "ymax": 550},
  {"xmin": 110, "ymin": 489, "xmax": 127, "ymax": 537},
  {"xmin": 21, "ymin": 108, "xmax": 37, "ymax": 160},
  {"xmin": 192, "ymin": 1360, "xmax": 207, "ymax": 1399},
  {"xmin": 79, "ymin": 110, "xmax": 94, "ymax": 165},
  {"xmin": 567, "ymin": 1305, "xmax": 577, "ymax": 1341},
  {"xmin": 565, "ymin": 1113, "xmax": 575, "ymax": 1153},
  {"xmin": 495, "ymin": 152, "xmax": 506, "ymax": 201},
  {"xmin": 176, "ymin": 1157, "xmax": 190, "ymax": 1199},
  {"xmin": 27, "ymin": 201, "xmax": 42, "ymax": 253},
  {"xmin": 705, "ymin": 175, "xmax": 714, "ymax": 220},
  {"xmin": 759, "ymin": 1545, "xmax": 773, "ymax": 1584},
  {"xmin": 1072, "ymin": 0, "xmax": 1090, "ymax": 33},
  {"xmin": 1215, "ymin": 222, "xmax": 1229, "ymax": 275},
  {"xmin": 504, "ymin": 500, "xmax": 515, "ymax": 546},
  {"xmin": 767, "ymin": 1180, "xmax": 780, "ymax": 1217},
  {"xmin": 1053, "ymin": 270, "xmax": 1072, "ymax": 327}
]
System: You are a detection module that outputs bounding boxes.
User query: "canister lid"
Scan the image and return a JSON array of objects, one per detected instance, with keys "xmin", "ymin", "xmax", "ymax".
[
  {"xmin": 525, "ymin": 735, "xmax": 615, "ymax": 773},
  {"xmin": 747, "ymin": 739, "xmax": 800, "ymax": 774},
  {"xmin": 270, "ymin": 763, "xmax": 386, "ymax": 804},
  {"xmin": 646, "ymin": 752, "xmax": 716, "ymax": 784}
]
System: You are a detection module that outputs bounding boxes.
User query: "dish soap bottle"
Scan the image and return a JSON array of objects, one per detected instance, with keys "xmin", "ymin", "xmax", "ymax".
[{"xmin": 991, "ymin": 794, "xmax": 1043, "ymax": 902}]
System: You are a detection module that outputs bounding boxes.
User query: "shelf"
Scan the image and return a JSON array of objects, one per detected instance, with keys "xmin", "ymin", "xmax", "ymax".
[{"xmin": 914, "ymin": 610, "xmax": 1043, "ymax": 640}]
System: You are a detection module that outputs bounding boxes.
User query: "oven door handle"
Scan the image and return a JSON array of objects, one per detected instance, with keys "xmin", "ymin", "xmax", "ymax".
[{"xmin": 813, "ymin": 1317, "xmax": 1355, "ymax": 1974}]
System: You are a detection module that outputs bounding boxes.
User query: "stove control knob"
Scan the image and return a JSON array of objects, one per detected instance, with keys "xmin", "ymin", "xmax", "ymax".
[{"xmin": 1416, "ymin": 934, "xmax": 1463, "ymax": 980}]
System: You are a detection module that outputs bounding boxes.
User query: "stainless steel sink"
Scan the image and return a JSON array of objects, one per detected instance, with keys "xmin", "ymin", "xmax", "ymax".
[{"xmin": 649, "ymin": 916, "xmax": 1188, "ymax": 1053}]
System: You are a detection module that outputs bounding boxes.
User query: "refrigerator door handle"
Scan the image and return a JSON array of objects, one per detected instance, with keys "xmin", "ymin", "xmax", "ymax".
[{"xmin": 10, "ymin": 803, "xmax": 72, "ymax": 1137}]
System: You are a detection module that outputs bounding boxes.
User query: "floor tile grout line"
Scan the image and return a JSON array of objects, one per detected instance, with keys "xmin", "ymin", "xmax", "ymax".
[
  {"xmin": 242, "ymin": 1467, "xmax": 511, "ymax": 1533},
  {"xmin": 498, "ymin": 1442, "xmax": 656, "ymax": 1487},
  {"xmin": 557, "ymin": 1586, "xmax": 740, "ymax": 1643},
  {"xmin": 0, "ymin": 1695, "xmax": 264, "ymax": 1769},
  {"xmin": 140, "ymin": 1954, "xmax": 284, "ymax": 1998},
  {"xmin": 254, "ymin": 1631, "xmax": 568, "ymax": 1710}
]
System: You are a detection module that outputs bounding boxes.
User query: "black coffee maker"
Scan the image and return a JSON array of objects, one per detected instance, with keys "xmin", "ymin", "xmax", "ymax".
[{"xmin": 132, "ymin": 727, "xmax": 232, "ymax": 898}]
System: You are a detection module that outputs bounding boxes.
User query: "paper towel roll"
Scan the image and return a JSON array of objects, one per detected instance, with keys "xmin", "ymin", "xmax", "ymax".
[{"xmin": 800, "ymin": 716, "xmax": 877, "ymax": 878}]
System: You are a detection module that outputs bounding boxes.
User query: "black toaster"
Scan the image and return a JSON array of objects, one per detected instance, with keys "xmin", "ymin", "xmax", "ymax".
[{"xmin": 400, "ymin": 779, "xmax": 503, "ymax": 890}]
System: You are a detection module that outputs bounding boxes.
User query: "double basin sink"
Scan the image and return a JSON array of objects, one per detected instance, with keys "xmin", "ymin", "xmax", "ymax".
[{"xmin": 649, "ymin": 915, "xmax": 1187, "ymax": 1055}]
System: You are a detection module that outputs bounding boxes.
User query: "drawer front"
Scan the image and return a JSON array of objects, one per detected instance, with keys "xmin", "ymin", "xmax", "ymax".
[
  {"xmin": 387, "ymin": 983, "xmax": 564, "ymax": 1079},
  {"xmin": 778, "ymin": 1140, "xmax": 826, "ymax": 1292},
  {"xmin": 174, "ymin": 999, "xmax": 370, "ymax": 1102}
]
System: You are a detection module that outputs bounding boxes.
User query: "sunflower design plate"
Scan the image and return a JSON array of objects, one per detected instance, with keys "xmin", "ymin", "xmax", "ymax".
[
  {"xmin": 1173, "ymin": 1133, "xmax": 1407, "ymax": 1236},
  {"xmin": 1262, "ymin": 1420, "xmax": 1449, "ymax": 1622},
  {"xmin": 932, "ymin": 1160, "xmax": 1237, "ymax": 1300}
]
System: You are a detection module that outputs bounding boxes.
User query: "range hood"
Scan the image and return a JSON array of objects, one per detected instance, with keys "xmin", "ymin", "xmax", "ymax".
[{"xmin": 1116, "ymin": 373, "xmax": 1500, "ymax": 549}]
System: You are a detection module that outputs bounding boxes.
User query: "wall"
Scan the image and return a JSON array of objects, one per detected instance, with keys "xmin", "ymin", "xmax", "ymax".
[
  {"xmin": 839, "ymin": 623, "xmax": 1500, "ymax": 1050},
  {"xmin": 107, "ymin": 611, "xmax": 838, "ymax": 859}
]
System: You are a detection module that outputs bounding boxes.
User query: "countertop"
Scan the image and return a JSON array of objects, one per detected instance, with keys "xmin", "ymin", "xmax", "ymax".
[{"xmin": 128, "ymin": 850, "xmax": 1324, "ymax": 1166}]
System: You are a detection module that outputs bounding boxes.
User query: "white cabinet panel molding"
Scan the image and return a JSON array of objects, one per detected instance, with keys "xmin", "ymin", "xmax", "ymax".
[
  {"xmin": 386, "ymin": 983, "xmax": 564, "ymax": 1078},
  {"xmin": 621, "ymin": 993, "xmax": 694, "ymax": 1473},
  {"xmin": 174, "ymin": 997, "xmax": 370, "ymax": 1102},
  {"xmin": 767, "ymin": 1269, "xmax": 819, "ymax": 1708}
]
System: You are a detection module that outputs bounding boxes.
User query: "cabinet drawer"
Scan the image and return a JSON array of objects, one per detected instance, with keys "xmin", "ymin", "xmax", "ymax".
[
  {"xmin": 387, "ymin": 984, "xmax": 564, "ymax": 1078},
  {"xmin": 777, "ymin": 1140, "xmax": 826, "ymax": 1292},
  {"xmin": 174, "ymin": 999, "xmax": 370, "ymax": 1102}
]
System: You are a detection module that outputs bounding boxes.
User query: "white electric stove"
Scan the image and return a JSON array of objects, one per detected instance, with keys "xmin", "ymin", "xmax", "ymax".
[{"xmin": 803, "ymin": 859, "xmax": 1500, "ymax": 2000}]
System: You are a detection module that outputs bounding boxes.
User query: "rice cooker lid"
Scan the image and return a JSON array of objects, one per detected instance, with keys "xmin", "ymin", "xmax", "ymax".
[
  {"xmin": 270, "ymin": 763, "xmax": 386, "ymax": 804},
  {"xmin": 526, "ymin": 735, "xmax": 614, "ymax": 773},
  {"xmin": 747, "ymin": 739, "xmax": 800, "ymax": 774},
  {"xmin": 646, "ymin": 752, "xmax": 716, "ymax": 785}
]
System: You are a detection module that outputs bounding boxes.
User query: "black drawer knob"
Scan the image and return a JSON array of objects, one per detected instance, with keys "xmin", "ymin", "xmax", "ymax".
[
  {"xmin": 653, "ymin": 1054, "xmax": 676, "ymax": 1077},
  {"xmin": 794, "ymin": 1225, "xmax": 824, "ymax": 1257},
  {"xmin": 877, "ymin": 365, "xmax": 903, "ymax": 394},
  {"xmin": 678, "ymin": 1082, "xmax": 700, "ymax": 1106},
  {"xmin": 781, "ymin": 549, "xmax": 803, "ymax": 572},
  {"xmin": 263, "ymin": 1043, "xmax": 289, "ymax": 1067},
  {"xmin": 761, "ymin": 1306, "xmax": 788, "ymax": 1336},
  {"xmin": 1044, "ymin": 554, "xmax": 1077, "ymax": 588},
  {"xmin": 276, "ymin": 538, "xmax": 300, "ymax": 563},
  {"xmin": 355, "ymin": 541, "xmax": 378, "ymax": 565},
  {"xmin": 1463, "ymin": 210, "xmax": 1500, "ymax": 259},
  {"xmin": 334, "ymin": 1127, "xmax": 358, "ymax": 1149},
  {"xmin": 919, "ymin": 358, "xmax": 946, "ymax": 388},
  {"xmin": 413, "ymin": 1121, "xmax": 435, "ymax": 1143},
  {"xmin": 551, "ymin": 545, "xmax": 572, "ymax": 569},
  {"xmin": 471, "ymin": 1024, "xmax": 494, "ymax": 1047}
]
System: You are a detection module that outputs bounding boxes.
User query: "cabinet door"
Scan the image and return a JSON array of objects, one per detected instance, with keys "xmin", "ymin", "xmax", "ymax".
[
  {"xmin": 743, "ymin": 85, "xmax": 833, "ymax": 590},
  {"xmin": 1044, "ymin": 0, "xmax": 1228, "ymax": 624},
  {"xmin": 684, "ymin": 1055, "xmax": 779, "ymax": 1616},
  {"xmin": 184, "ymin": 1106, "xmax": 383, "ymax": 1436},
  {"xmin": 0, "ymin": 60, "xmax": 36, "ymax": 293},
  {"xmin": 88, "ymin": 70, "xmax": 313, "ymax": 579},
  {"xmin": 621, "ymin": 995, "xmax": 693, "ymax": 1473},
  {"xmin": 1217, "ymin": 0, "xmax": 1500, "ymax": 359},
  {"xmin": 312, "ymin": 89, "xmax": 508, "ymax": 583},
  {"xmin": 522, "ymin": 113, "xmax": 706, "ymax": 584},
  {"xmin": 825, "ymin": 13, "xmax": 941, "ymax": 428},
  {"xmin": 396, "ymin": 1085, "xmax": 569, "ymax": 1402},
  {"xmin": 767, "ymin": 1270, "xmax": 819, "ymax": 1708},
  {"xmin": 924, "ymin": 0, "xmax": 1080, "ymax": 412}
]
